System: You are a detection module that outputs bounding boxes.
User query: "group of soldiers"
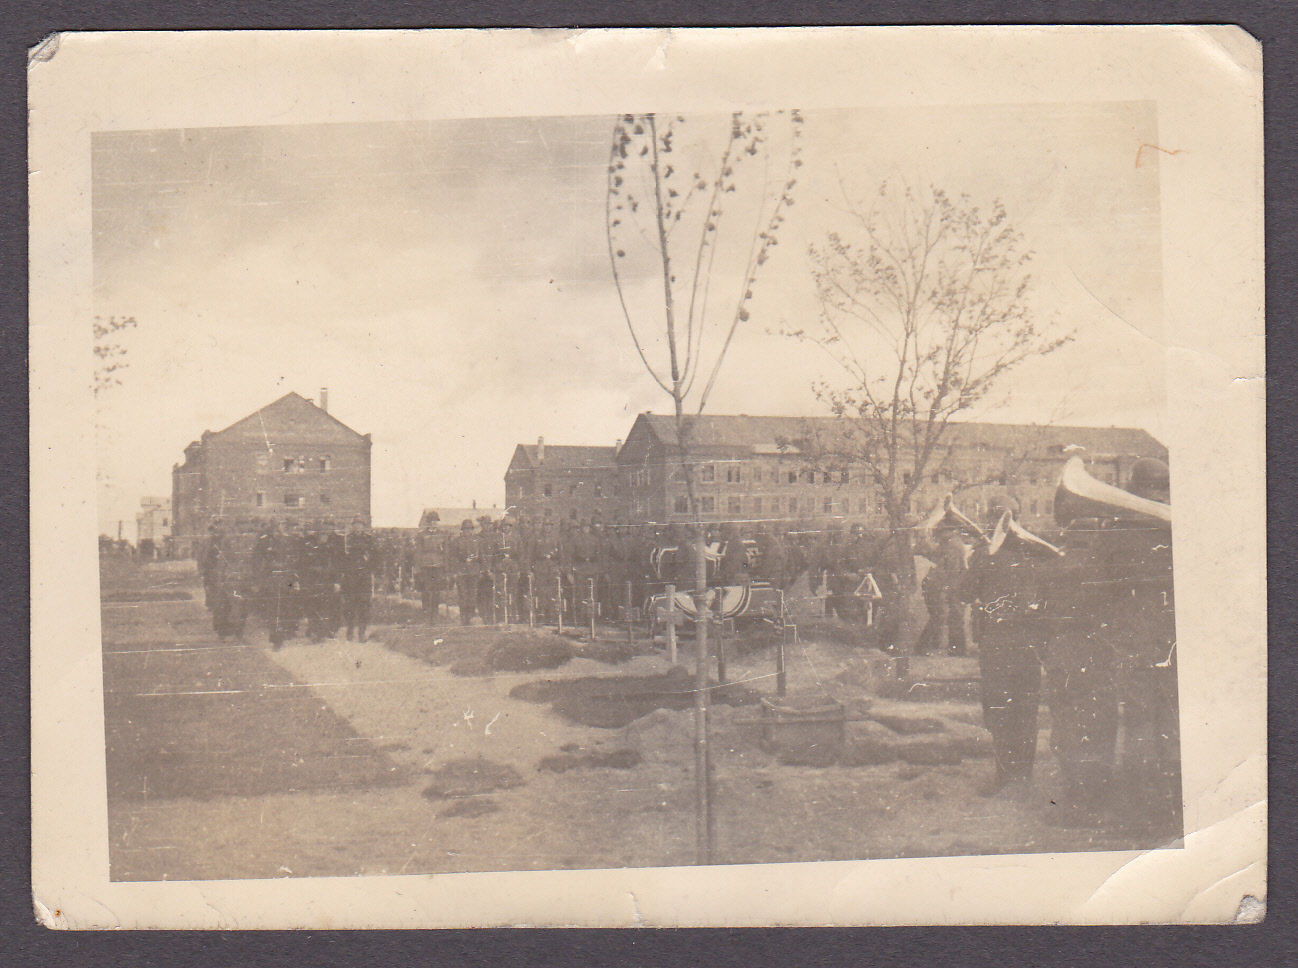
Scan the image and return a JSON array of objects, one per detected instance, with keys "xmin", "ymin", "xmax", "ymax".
[
  {"xmin": 200, "ymin": 516, "xmax": 376, "ymax": 649},
  {"xmin": 943, "ymin": 456, "xmax": 1178, "ymax": 834},
  {"xmin": 392, "ymin": 512, "xmax": 911, "ymax": 632}
]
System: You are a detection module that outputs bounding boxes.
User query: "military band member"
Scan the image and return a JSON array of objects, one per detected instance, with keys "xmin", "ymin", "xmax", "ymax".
[
  {"xmin": 414, "ymin": 513, "xmax": 445, "ymax": 620},
  {"xmin": 964, "ymin": 496, "xmax": 1063, "ymax": 797},
  {"xmin": 1045, "ymin": 456, "xmax": 1178, "ymax": 832}
]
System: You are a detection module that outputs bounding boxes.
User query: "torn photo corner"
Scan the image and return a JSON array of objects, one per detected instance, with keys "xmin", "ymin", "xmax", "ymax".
[{"xmin": 29, "ymin": 25, "xmax": 1264, "ymax": 928}]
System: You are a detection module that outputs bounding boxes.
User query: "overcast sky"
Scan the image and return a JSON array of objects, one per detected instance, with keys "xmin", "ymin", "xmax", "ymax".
[{"xmin": 93, "ymin": 102, "xmax": 1165, "ymax": 531}]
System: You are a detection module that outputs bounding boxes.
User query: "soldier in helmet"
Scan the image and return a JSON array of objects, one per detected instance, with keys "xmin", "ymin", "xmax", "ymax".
[
  {"xmin": 450, "ymin": 519, "xmax": 481, "ymax": 625},
  {"xmin": 414, "ymin": 511, "xmax": 445, "ymax": 621}
]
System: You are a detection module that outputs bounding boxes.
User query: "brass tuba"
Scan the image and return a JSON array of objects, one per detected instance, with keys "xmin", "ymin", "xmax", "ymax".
[{"xmin": 1054, "ymin": 455, "xmax": 1171, "ymax": 528}]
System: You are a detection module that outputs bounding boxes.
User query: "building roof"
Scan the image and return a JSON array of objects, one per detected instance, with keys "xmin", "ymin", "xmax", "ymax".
[
  {"xmin": 207, "ymin": 391, "xmax": 367, "ymax": 443},
  {"xmin": 627, "ymin": 412, "xmax": 1165, "ymax": 461},
  {"xmin": 508, "ymin": 443, "xmax": 619, "ymax": 472}
]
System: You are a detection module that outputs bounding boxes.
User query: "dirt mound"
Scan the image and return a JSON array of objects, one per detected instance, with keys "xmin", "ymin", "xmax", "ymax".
[
  {"xmin": 510, "ymin": 667, "xmax": 759, "ymax": 729},
  {"xmin": 575, "ymin": 640, "xmax": 645, "ymax": 665},
  {"xmin": 872, "ymin": 713, "xmax": 946, "ymax": 735},
  {"xmin": 450, "ymin": 634, "xmax": 574, "ymax": 676},
  {"xmin": 437, "ymin": 798, "xmax": 501, "ymax": 819},
  {"xmin": 538, "ymin": 748, "xmax": 642, "ymax": 773},
  {"xmin": 422, "ymin": 757, "xmax": 524, "ymax": 799},
  {"xmin": 385, "ymin": 626, "xmax": 573, "ymax": 676}
]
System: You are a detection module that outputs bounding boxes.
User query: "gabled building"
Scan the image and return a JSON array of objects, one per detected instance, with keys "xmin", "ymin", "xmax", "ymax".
[
  {"xmin": 171, "ymin": 390, "xmax": 371, "ymax": 555},
  {"xmin": 503, "ymin": 437, "xmax": 622, "ymax": 524},
  {"xmin": 614, "ymin": 412, "xmax": 1166, "ymax": 530}
]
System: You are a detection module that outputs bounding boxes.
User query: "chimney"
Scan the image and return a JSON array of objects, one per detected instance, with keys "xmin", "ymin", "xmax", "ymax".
[
  {"xmin": 536, "ymin": 436, "xmax": 545, "ymax": 464},
  {"xmin": 615, "ymin": 439, "xmax": 623, "ymax": 455},
  {"xmin": 319, "ymin": 388, "xmax": 329, "ymax": 413}
]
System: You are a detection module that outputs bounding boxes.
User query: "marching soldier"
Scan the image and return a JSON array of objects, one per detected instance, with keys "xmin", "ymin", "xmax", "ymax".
[{"xmin": 341, "ymin": 516, "xmax": 376, "ymax": 641}]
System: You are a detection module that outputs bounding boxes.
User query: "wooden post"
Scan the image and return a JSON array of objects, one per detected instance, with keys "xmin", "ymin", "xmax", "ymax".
[
  {"xmin": 625, "ymin": 581, "xmax": 634, "ymax": 644},
  {"xmin": 665, "ymin": 583, "xmax": 677, "ymax": 665},
  {"xmin": 556, "ymin": 573, "xmax": 564, "ymax": 636},
  {"xmin": 777, "ymin": 592, "xmax": 788, "ymax": 697},
  {"xmin": 587, "ymin": 577, "xmax": 597, "ymax": 641},
  {"xmin": 527, "ymin": 572, "xmax": 535, "ymax": 629},
  {"xmin": 501, "ymin": 572, "xmax": 510, "ymax": 626},
  {"xmin": 692, "ymin": 531, "xmax": 714, "ymax": 866},
  {"xmin": 716, "ymin": 616, "xmax": 727, "ymax": 685}
]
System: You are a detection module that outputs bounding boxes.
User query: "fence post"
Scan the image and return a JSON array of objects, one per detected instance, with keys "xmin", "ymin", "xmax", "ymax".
[
  {"xmin": 665, "ymin": 583, "xmax": 677, "ymax": 665},
  {"xmin": 588, "ymin": 577, "xmax": 597, "ymax": 640},
  {"xmin": 556, "ymin": 573, "xmax": 564, "ymax": 636},
  {"xmin": 527, "ymin": 572, "xmax": 535, "ymax": 629},
  {"xmin": 625, "ymin": 581, "xmax": 634, "ymax": 644}
]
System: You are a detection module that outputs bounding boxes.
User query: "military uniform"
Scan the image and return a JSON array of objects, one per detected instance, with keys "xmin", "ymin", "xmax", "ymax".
[
  {"xmin": 253, "ymin": 524, "xmax": 302, "ymax": 649},
  {"xmin": 341, "ymin": 522, "xmax": 375, "ymax": 641},
  {"xmin": 965, "ymin": 518, "xmax": 1061, "ymax": 793},
  {"xmin": 300, "ymin": 530, "xmax": 343, "ymax": 642},
  {"xmin": 449, "ymin": 521, "xmax": 481, "ymax": 625},
  {"xmin": 414, "ymin": 527, "xmax": 445, "ymax": 619}
]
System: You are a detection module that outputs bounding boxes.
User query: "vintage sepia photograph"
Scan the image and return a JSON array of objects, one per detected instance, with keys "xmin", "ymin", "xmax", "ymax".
[
  {"xmin": 93, "ymin": 101, "xmax": 1181, "ymax": 880},
  {"xmin": 31, "ymin": 27, "xmax": 1264, "ymax": 927}
]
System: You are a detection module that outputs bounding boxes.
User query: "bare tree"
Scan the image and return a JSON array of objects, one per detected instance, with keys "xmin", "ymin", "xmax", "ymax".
[
  {"xmin": 606, "ymin": 110, "xmax": 801, "ymax": 862},
  {"xmin": 785, "ymin": 180, "xmax": 1069, "ymax": 648},
  {"xmin": 94, "ymin": 315, "xmax": 138, "ymax": 397}
]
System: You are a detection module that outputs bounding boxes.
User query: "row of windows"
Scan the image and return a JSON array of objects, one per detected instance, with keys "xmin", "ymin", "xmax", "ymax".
[
  {"xmin": 255, "ymin": 454, "xmax": 333, "ymax": 474},
  {"xmin": 672, "ymin": 494, "xmax": 1053, "ymax": 517},
  {"xmin": 254, "ymin": 491, "xmax": 332, "ymax": 508}
]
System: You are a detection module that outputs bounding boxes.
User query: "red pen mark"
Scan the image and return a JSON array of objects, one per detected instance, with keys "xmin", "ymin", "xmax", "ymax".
[{"xmin": 1136, "ymin": 143, "xmax": 1185, "ymax": 167}]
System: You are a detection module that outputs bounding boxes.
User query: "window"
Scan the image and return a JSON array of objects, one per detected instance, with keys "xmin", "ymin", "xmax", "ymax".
[
  {"xmin": 841, "ymin": 499, "xmax": 850, "ymax": 515},
  {"xmin": 320, "ymin": 492, "xmax": 331, "ymax": 505},
  {"xmin": 823, "ymin": 497, "xmax": 833, "ymax": 513},
  {"xmin": 902, "ymin": 471, "xmax": 913, "ymax": 486},
  {"xmin": 570, "ymin": 509, "xmax": 578, "ymax": 520},
  {"xmin": 319, "ymin": 456, "xmax": 331, "ymax": 472},
  {"xmin": 255, "ymin": 493, "xmax": 264, "ymax": 508},
  {"xmin": 728, "ymin": 496, "xmax": 742, "ymax": 515},
  {"xmin": 700, "ymin": 496, "xmax": 716, "ymax": 513},
  {"xmin": 544, "ymin": 484, "xmax": 552, "ymax": 497},
  {"xmin": 296, "ymin": 458, "xmax": 307, "ymax": 474},
  {"xmin": 822, "ymin": 472, "xmax": 832, "ymax": 485},
  {"xmin": 803, "ymin": 469, "xmax": 815, "ymax": 484},
  {"xmin": 674, "ymin": 495, "xmax": 689, "ymax": 514},
  {"xmin": 788, "ymin": 496, "xmax": 798, "ymax": 513},
  {"xmin": 726, "ymin": 464, "xmax": 741, "ymax": 483},
  {"xmin": 283, "ymin": 458, "xmax": 294, "ymax": 473},
  {"xmin": 701, "ymin": 464, "xmax": 716, "ymax": 483},
  {"xmin": 787, "ymin": 469, "xmax": 797, "ymax": 484},
  {"xmin": 751, "ymin": 497, "xmax": 762, "ymax": 515},
  {"xmin": 595, "ymin": 484, "xmax": 603, "ymax": 497},
  {"xmin": 931, "ymin": 471, "xmax": 941, "ymax": 484},
  {"xmin": 284, "ymin": 493, "xmax": 301, "ymax": 508},
  {"xmin": 840, "ymin": 470, "xmax": 850, "ymax": 484}
]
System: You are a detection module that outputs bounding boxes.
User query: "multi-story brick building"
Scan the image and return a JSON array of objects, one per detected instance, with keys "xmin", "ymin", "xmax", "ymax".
[
  {"xmin": 503, "ymin": 438, "xmax": 622, "ymax": 524},
  {"xmin": 608, "ymin": 412, "xmax": 1166, "ymax": 531},
  {"xmin": 171, "ymin": 391, "xmax": 371, "ymax": 556}
]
